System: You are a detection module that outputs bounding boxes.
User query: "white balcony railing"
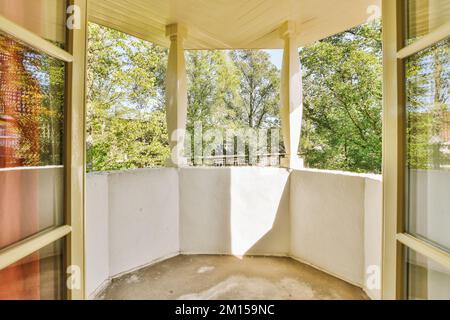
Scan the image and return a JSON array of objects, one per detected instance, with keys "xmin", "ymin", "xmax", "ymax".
[{"xmin": 187, "ymin": 154, "xmax": 285, "ymax": 167}]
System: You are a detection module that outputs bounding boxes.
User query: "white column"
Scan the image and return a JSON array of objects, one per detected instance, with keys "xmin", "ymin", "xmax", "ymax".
[
  {"xmin": 165, "ymin": 24, "xmax": 188, "ymax": 167},
  {"xmin": 279, "ymin": 21, "xmax": 304, "ymax": 169}
]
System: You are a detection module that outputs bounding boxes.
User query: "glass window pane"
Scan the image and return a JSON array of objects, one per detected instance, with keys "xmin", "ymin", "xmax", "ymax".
[
  {"xmin": 406, "ymin": 38, "xmax": 450, "ymax": 251},
  {"xmin": 406, "ymin": 0, "xmax": 450, "ymax": 44},
  {"xmin": 0, "ymin": 238, "xmax": 66, "ymax": 300},
  {"xmin": 0, "ymin": 32, "xmax": 65, "ymax": 249},
  {"xmin": 0, "ymin": 0, "xmax": 67, "ymax": 47},
  {"xmin": 407, "ymin": 249, "xmax": 450, "ymax": 300}
]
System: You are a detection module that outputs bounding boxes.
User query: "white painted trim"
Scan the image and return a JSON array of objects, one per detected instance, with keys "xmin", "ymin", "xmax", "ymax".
[
  {"xmin": 397, "ymin": 22, "xmax": 450, "ymax": 59},
  {"xmin": 0, "ymin": 15, "xmax": 73, "ymax": 62},
  {"xmin": 397, "ymin": 234, "xmax": 450, "ymax": 270},
  {"xmin": 0, "ymin": 226, "xmax": 72, "ymax": 270},
  {"xmin": 0, "ymin": 165, "xmax": 64, "ymax": 173}
]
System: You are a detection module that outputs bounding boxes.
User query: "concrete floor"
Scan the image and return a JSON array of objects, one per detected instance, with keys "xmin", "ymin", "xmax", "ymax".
[{"xmin": 97, "ymin": 255, "xmax": 368, "ymax": 300}]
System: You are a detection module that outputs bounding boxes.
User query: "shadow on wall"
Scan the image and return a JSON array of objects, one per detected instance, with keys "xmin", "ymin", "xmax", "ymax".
[
  {"xmin": 231, "ymin": 169, "xmax": 290, "ymax": 256},
  {"xmin": 179, "ymin": 167, "xmax": 291, "ymax": 257}
]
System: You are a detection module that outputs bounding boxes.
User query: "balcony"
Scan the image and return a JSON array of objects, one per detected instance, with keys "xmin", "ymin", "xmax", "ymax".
[
  {"xmin": 1, "ymin": 0, "xmax": 449, "ymax": 303},
  {"xmin": 86, "ymin": 167, "xmax": 382, "ymax": 300},
  {"xmin": 83, "ymin": 0, "xmax": 384, "ymax": 300}
]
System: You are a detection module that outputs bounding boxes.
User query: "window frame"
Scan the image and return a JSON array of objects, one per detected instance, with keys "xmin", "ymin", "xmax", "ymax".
[
  {"xmin": 382, "ymin": 0, "xmax": 450, "ymax": 300},
  {"xmin": 0, "ymin": 0, "xmax": 87, "ymax": 300}
]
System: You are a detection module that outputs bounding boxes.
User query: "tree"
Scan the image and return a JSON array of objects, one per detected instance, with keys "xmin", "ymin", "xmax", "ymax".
[
  {"xmin": 86, "ymin": 23, "xmax": 169, "ymax": 172},
  {"xmin": 227, "ymin": 50, "xmax": 280, "ymax": 130},
  {"xmin": 185, "ymin": 50, "xmax": 281, "ymax": 162},
  {"xmin": 186, "ymin": 50, "xmax": 238, "ymax": 133},
  {"xmin": 300, "ymin": 21, "xmax": 383, "ymax": 173}
]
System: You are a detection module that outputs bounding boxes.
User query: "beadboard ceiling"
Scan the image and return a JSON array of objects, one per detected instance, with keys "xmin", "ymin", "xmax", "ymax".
[{"xmin": 88, "ymin": 0, "xmax": 381, "ymax": 49}]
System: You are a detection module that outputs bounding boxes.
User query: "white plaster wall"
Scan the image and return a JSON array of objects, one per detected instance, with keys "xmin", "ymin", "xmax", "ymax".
[
  {"xmin": 364, "ymin": 176, "xmax": 382, "ymax": 300},
  {"xmin": 85, "ymin": 173, "xmax": 109, "ymax": 298},
  {"xmin": 108, "ymin": 168, "xmax": 179, "ymax": 276},
  {"xmin": 290, "ymin": 169, "xmax": 366, "ymax": 286},
  {"xmin": 229, "ymin": 168, "xmax": 290, "ymax": 256},
  {"xmin": 179, "ymin": 167, "xmax": 290, "ymax": 256},
  {"xmin": 179, "ymin": 168, "xmax": 232, "ymax": 254}
]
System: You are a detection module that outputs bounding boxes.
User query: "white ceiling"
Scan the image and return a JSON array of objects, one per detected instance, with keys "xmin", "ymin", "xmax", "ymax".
[{"xmin": 88, "ymin": 0, "xmax": 381, "ymax": 49}]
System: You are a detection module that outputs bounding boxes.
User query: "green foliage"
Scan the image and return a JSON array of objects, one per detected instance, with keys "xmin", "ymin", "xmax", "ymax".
[
  {"xmin": 185, "ymin": 50, "xmax": 281, "ymax": 160},
  {"xmin": 87, "ymin": 22, "xmax": 388, "ymax": 174},
  {"xmin": 227, "ymin": 50, "xmax": 280, "ymax": 129},
  {"xmin": 87, "ymin": 110, "xmax": 169, "ymax": 171},
  {"xmin": 86, "ymin": 23, "xmax": 169, "ymax": 172},
  {"xmin": 87, "ymin": 23, "xmax": 282, "ymax": 171},
  {"xmin": 300, "ymin": 21, "xmax": 383, "ymax": 173},
  {"xmin": 186, "ymin": 50, "xmax": 280, "ymax": 132},
  {"xmin": 186, "ymin": 50, "xmax": 239, "ymax": 133}
]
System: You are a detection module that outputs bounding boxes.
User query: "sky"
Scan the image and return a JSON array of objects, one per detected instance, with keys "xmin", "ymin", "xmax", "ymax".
[{"xmin": 264, "ymin": 49, "xmax": 283, "ymax": 70}]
